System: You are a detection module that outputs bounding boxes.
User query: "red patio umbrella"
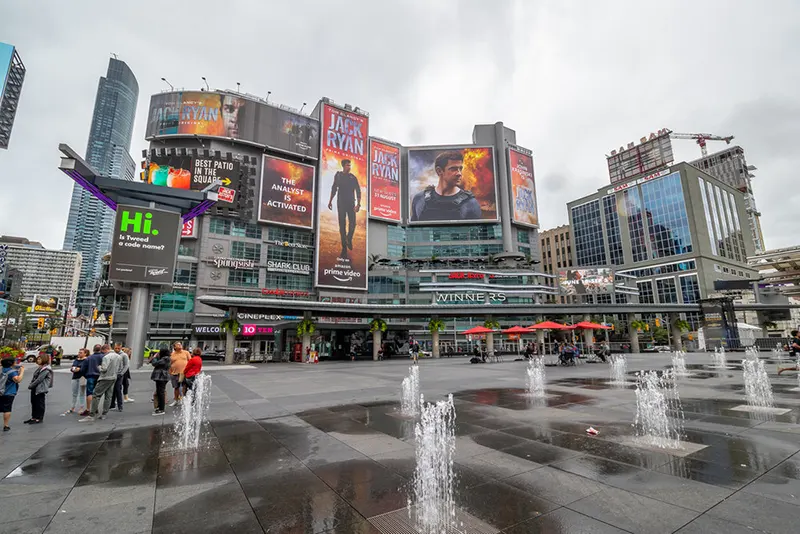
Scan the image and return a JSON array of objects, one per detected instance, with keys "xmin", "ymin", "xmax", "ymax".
[
  {"xmin": 461, "ymin": 325, "xmax": 496, "ymax": 335},
  {"xmin": 502, "ymin": 326, "xmax": 533, "ymax": 334},
  {"xmin": 528, "ymin": 321, "xmax": 570, "ymax": 330},
  {"xmin": 571, "ymin": 321, "xmax": 611, "ymax": 330}
]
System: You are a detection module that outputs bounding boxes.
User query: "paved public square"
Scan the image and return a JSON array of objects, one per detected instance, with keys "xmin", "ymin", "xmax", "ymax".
[{"xmin": 2, "ymin": 352, "xmax": 800, "ymax": 533}]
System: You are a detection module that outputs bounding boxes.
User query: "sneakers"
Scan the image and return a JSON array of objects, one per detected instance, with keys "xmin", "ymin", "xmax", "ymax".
[
  {"xmin": 78, "ymin": 416, "xmax": 94, "ymax": 422},
  {"xmin": 124, "ymin": 398, "xmax": 135, "ymax": 403},
  {"xmin": 169, "ymin": 400, "xmax": 178, "ymax": 407},
  {"xmin": 60, "ymin": 410, "xmax": 74, "ymax": 417},
  {"xmin": 152, "ymin": 410, "xmax": 165, "ymax": 416},
  {"xmin": 78, "ymin": 410, "xmax": 90, "ymax": 417},
  {"xmin": 2, "ymin": 426, "xmax": 9, "ymax": 431}
]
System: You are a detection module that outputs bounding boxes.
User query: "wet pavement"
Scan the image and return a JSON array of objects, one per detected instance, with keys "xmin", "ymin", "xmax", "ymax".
[{"xmin": 1, "ymin": 352, "xmax": 800, "ymax": 533}]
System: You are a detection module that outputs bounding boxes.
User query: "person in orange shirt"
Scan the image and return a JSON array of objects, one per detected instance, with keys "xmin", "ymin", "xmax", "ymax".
[{"xmin": 169, "ymin": 342, "xmax": 190, "ymax": 407}]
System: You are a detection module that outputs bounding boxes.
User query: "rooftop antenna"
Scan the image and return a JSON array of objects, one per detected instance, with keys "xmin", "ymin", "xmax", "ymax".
[
  {"xmin": 299, "ymin": 102, "xmax": 307, "ymax": 113},
  {"xmin": 265, "ymin": 91, "xmax": 271, "ymax": 103},
  {"xmin": 201, "ymin": 77, "xmax": 209, "ymax": 91},
  {"xmin": 236, "ymin": 82, "xmax": 241, "ymax": 93}
]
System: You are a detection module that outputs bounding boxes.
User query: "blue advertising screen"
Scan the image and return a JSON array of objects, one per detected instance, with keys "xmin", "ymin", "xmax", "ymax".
[{"xmin": 0, "ymin": 42, "xmax": 15, "ymax": 101}]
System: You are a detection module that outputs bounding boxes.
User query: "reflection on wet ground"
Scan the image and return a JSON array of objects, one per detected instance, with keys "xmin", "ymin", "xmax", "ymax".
[{"xmin": 4, "ymin": 359, "xmax": 800, "ymax": 534}]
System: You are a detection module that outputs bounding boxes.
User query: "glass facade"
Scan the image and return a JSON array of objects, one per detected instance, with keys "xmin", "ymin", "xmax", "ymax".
[
  {"xmin": 679, "ymin": 274, "xmax": 700, "ymax": 303},
  {"xmin": 602, "ymin": 195, "xmax": 624, "ymax": 265},
  {"xmin": 637, "ymin": 280, "xmax": 655, "ymax": 304},
  {"xmin": 231, "ymin": 241, "xmax": 261, "ymax": 261},
  {"xmin": 571, "ymin": 200, "xmax": 606, "ymax": 266},
  {"xmin": 727, "ymin": 191, "xmax": 747, "ymax": 258},
  {"xmin": 656, "ymin": 278, "xmax": 678, "ymax": 304},
  {"xmin": 369, "ymin": 276, "xmax": 406, "ymax": 294},
  {"xmin": 704, "ymin": 180, "xmax": 726, "ymax": 258},
  {"xmin": 152, "ymin": 291, "xmax": 194, "ymax": 313},
  {"xmin": 227, "ymin": 268, "xmax": 259, "ymax": 287},
  {"xmin": 697, "ymin": 178, "xmax": 718, "ymax": 256},
  {"xmin": 210, "ymin": 218, "xmax": 262, "ymax": 239},
  {"xmin": 173, "ymin": 262, "xmax": 197, "ymax": 285},
  {"xmin": 267, "ymin": 227, "xmax": 314, "ymax": 247},
  {"xmin": 618, "ymin": 260, "xmax": 696, "ymax": 278},
  {"xmin": 640, "ymin": 172, "xmax": 692, "ymax": 259},
  {"xmin": 267, "ymin": 247, "xmax": 313, "ymax": 264},
  {"xmin": 263, "ymin": 273, "xmax": 312, "ymax": 291},
  {"xmin": 624, "ymin": 188, "xmax": 648, "ymax": 262}
]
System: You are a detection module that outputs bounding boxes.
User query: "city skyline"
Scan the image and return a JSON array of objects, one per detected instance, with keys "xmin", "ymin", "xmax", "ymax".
[{"xmin": 0, "ymin": 1, "xmax": 798, "ymax": 251}]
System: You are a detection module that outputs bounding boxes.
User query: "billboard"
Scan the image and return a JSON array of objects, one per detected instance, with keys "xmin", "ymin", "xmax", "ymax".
[
  {"xmin": 369, "ymin": 139, "xmax": 401, "ymax": 223},
  {"xmin": 145, "ymin": 155, "xmax": 240, "ymax": 203},
  {"xmin": 32, "ymin": 295, "xmax": 59, "ymax": 313},
  {"xmin": 109, "ymin": 205, "xmax": 181, "ymax": 285},
  {"xmin": 0, "ymin": 43, "xmax": 14, "ymax": 102},
  {"xmin": 145, "ymin": 91, "xmax": 320, "ymax": 159},
  {"xmin": 259, "ymin": 155, "xmax": 315, "ymax": 229},
  {"xmin": 508, "ymin": 147, "xmax": 538, "ymax": 227},
  {"xmin": 407, "ymin": 146, "xmax": 497, "ymax": 224},
  {"xmin": 558, "ymin": 268, "xmax": 614, "ymax": 295},
  {"xmin": 315, "ymin": 103, "xmax": 369, "ymax": 290},
  {"xmin": 607, "ymin": 129, "xmax": 674, "ymax": 184}
]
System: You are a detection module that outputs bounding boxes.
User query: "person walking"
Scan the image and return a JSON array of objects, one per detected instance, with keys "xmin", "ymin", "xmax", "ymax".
[
  {"xmin": 169, "ymin": 342, "xmax": 190, "ymax": 407},
  {"xmin": 25, "ymin": 355, "xmax": 53, "ymax": 424},
  {"xmin": 81, "ymin": 344, "xmax": 104, "ymax": 417},
  {"xmin": 62, "ymin": 348, "xmax": 88, "ymax": 416},
  {"xmin": 122, "ymin": 347, "xmax": 134, "ymax": 403},
  {"xmin": 181, "ymin": 348, "xmax": 203, "ymax": 392},
  {"xmin": 79, "ymin": 345, "xmax": 122, "ymax": 422},
  {"xmin": 1, "ymin": 357, "xmax": 24, "ymax": 431},
  {"xmin": 149, "ymin": 348, "xmax": 170, "ymax": 416},
  {"xmin": 109, "ymin": 343, "xmax": 128, "ymax": 412}
]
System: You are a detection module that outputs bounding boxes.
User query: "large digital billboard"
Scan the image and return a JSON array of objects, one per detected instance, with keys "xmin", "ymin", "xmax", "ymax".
[
  {"xmin": 558, "ymin": 268, "xmax": 614, "ymax": 296},
  {"xmin": 259, "ymin": 155, "xmax": 315, "ymax": 229},
  {"xmin": 145, "ymin": 155, "xmax": 240, "ymax": 203},
  {"xmin": 369, "ymin": 139, "xmax": 401, "ymax": 223},
  {"xmin": 0, "ymin": 43, "xmax": 14, "ymax": 103},
  {"xmin": 109, "ymin": 205, "xmax": 181, "ymax": 285},
  {"xmin": 32, "ymin": 295, "xmax": 59, "ymax": 313},
  {"xmin": 607, "ymin": 129, "xmax": 674, "ymax": 184},
  {"xmin": 315, "ymin": 103, "xmax": 369, "ymax": 290},
  {"xmin": 145, "ymin": 91, "xmax": 320, "ymax": 159},
  {"xmin": 508, "ymin": 146, "xmax": 538, "ymax": 228},
  {"xmin": 408, "ymin": 146, "xmax": 497, "ymax": 224}
]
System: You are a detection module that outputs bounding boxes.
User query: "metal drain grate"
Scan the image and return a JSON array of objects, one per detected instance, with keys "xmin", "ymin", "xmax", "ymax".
[{"xmin": 369, "ymin": 506, "xmax": 499, "ymax": 534}]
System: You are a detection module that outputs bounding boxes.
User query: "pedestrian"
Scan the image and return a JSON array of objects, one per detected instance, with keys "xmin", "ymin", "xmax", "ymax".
[
  {"xmin": 149, "ymin": 348, "xmax": 170, "ymax": 416},
  {"xmin": 789, "ymin": 330, "xmax": 800, "ymax": 357},
  {"xmin": 62, "ymin": 348, "xmax": 88, "ymax": 416},
  {"xmin": 169, "ymin": 342, "xmax": 190, "ymax": 407},
  {"xmin": 25, "ymin": 354, "xmax": 53, "ymax": 424},
  {"xmin": 109, "ymin": 343, "xmax": 128, "ymax": 412},
  {"xmin": 1, "ymin": 357, "xmax": 24, "ymax": 431},
  {"xmin": 122, "ymin": 347, "xmax": 134, "ymax": 403},
  {"xmin": 182, "ymin": 348, "xmax": 203, "ymax": 392},
  {"xmin": 79, "ymin": 344, "xmax": 122, "ymax": 422},
  {"xmin": 81, "ymin": 344, "xmax": 104, "ymax": 417}
]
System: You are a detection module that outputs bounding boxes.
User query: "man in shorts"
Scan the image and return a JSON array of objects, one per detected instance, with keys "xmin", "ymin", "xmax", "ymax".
[{"xmin": 169, "ymin": 342, "xmax": 190, "ymax": 407}]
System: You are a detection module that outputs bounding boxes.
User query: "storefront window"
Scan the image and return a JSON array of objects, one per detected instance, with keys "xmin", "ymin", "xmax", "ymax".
[
  {"xmin": 228, "ymin": 268, "xmax": 260, "ymax": 287},
  {"xmin": 152, "ymin": 291, "xmax": 195, "ymax": 312}
]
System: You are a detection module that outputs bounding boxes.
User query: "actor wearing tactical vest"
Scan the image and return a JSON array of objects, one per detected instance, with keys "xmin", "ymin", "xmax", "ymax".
[
  {"xmin": 328, "ymin": 159, "xmax": 362, "ymax": 258},
  {"xmin": 411, "ymin": 150, "xmax": 482, "ymax": 222}
]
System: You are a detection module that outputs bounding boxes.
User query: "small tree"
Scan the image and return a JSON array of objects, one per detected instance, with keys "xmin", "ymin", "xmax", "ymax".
[
  {"xmin": 368, "ymin": 318, "xmax": 387, "ymax": 333},
  {"xmin": 630, "ymin": 319, "xmax": 648, "ymax": 332},
  {"xmin": 428, "ymin": 319, "xmax": 446, "ymax": 333},
  {"xmin": 484, "ymin": 319, "xmax": 501, "ymax": 330},
  {"xmin": 219, "ymin": 317, "xmax": 240, "ymax": 337},
  {"xmin": 296, "ymin": 318, "xmax": 316, "ymax": 337},
  {"xmin": 653, "ymin": 327, "xmax": 669, "ymax": 345},
  {"xmin": 673, "ymin": 319, "xmax": 691, "ymax": 332}
]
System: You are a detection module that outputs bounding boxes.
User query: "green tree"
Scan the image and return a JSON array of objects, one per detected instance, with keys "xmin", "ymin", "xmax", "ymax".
[{"xmin": 653, "ymin": 327, "xmax": 669, "ymax": 345}]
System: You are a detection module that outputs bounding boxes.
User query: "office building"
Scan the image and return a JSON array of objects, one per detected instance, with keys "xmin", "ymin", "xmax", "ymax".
[
  {"xmin": 568, "ymin": 162, "xmax": 758, "ymax": 327},
  {"xmin": 63, "ymin": 58, "xmax": 138, "ymax": 315},
  {"xmin": 691, "ymin": 146, "xmax": 765, "ymax": 253},
  {"xmin": 0, "ymin": 42, "xmax": 25, "ymax": 149},
  {"xmin": 0, "ymin": 236, "xmax": 81, "ymax": 310},
  {"xmin": 539, "ymin": 225, "xmax": 573, "ymax": 302}
]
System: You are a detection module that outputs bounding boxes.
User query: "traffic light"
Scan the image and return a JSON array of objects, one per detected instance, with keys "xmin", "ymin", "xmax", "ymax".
[
  {"xmin": 108, "ymin": 314, "xmax": 113, "ymax": 326},
  {"xmin": 92, "ymin": 308, "xmax": 98, "ymax": 321},
  {"xmin": 655, "ymin": 318, "xmax": 661, "ymax": 328},
  {"xmin": 37, "ymin": 317, "xmax": 45, "ymax": 329},
  {"xmin": 50, "ymin": 328, "xmax": 58, "ymax": 335}
]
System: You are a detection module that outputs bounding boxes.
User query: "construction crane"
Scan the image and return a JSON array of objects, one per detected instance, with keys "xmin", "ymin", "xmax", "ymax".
[{"xmin": 670, "ymin": 132, "xmax": 735, "ymax": 157}]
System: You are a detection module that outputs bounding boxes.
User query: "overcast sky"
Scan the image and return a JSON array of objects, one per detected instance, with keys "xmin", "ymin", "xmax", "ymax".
[{"xmin": 1, "ymin": 0, "xmax": 798, "ymax": 251}]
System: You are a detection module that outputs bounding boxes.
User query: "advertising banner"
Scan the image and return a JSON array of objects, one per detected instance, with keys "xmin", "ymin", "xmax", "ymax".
[
  {"xmin": 259, "ymin": 155, "xmax": 315, "ymax": 229},
  {"xmin": 32, "ymin": 295, "xmax": 59, "ymax": 313},
  {"xmin": 314, "ymin": 103, "xmax": 369, "ymax": 290},
  {"xmin": 0, "ymin": 42, "xmax": 14, "ymax": 102},
  {"xmin": 145, "ymin": 91, "xmax": 320, "ymax": 159},
  {"xmin": 508, "ymin": 147, "xmax": 538, "ymax": 227},
  {"xmin": 145, "ymin": 155, "xmax": 240, "ymax": 202},
  {"xmin": 109, "ymin": 205, "xmax": 181, "ymax": 285},
  {"xmin": 558, "ymin": 268, "xmax": 614, "ymax": 295},
  {"xmin": 369, "ymin": 139, "xmax": 401, "ymax": 223},
  {"xmin": 607, "ymin": 129, "xmax": 674, "ymax": 184},
  {"xmin": 407, "ymin": 146, "xmax": 497, "ymax": 224},
  {"xmin": 181, "ymin": 219, "xmax": 197, "ymax": 238}
]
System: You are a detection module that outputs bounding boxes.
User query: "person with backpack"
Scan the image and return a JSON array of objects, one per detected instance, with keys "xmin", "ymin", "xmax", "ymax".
[
  {"xmin": 1, "ymin": 357, "xmax": 25, "ymax": 431},
  {"xmin": 25, "ymin": 354, "xmax": 53, "ymax": 424},
  {"xmin": 149, "ymin": 348, "xmax": 171, "ymax": 416}
]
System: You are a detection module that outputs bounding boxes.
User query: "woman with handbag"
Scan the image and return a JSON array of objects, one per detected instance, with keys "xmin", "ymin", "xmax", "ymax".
[
  {"xmin": 25, "ymin": 355, "xmax": 53, "ymax": 424},
  {"xmin": 149, "ymin": 348, "xmax": 171, "ymax": 416}
]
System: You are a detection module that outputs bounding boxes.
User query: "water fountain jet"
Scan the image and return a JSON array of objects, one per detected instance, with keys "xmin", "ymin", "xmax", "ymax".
[
  {"xmin": 174, "ymin": 373, "xmax": 212, "ymax": 451},
  {"xmin": 526, "ymin": 357, "xmax": 546, "ymax": 398},
  {"xmin": 609, "ymin": 355, "xmax": 628, "ymax": 385},
  {"xmin": 401, "ymin": 366, "xmax": 421, "ymax": 417},
  {"xmin": 633, "ymin": 370, "xmax": 684, "ymax": 450}
]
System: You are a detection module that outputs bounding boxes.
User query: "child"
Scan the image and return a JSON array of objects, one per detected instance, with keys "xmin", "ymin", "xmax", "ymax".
[
  {"xmin": 181, "ymin": 348, "xmax": 203, "ymax": 392},
  {"xmin": 1, "ymin": 358, "xmax": 24, "ymax": 431}
]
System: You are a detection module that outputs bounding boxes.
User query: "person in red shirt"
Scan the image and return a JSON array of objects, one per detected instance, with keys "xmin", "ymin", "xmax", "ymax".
[{"xmin": 181, "ymin": 348, "xmax": 203, "ymax": 391}]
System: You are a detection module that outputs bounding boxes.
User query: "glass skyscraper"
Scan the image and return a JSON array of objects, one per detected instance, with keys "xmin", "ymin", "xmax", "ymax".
[{"xmin": 63, "ymin": 58, "xmax": 138, "ymax": 315}]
